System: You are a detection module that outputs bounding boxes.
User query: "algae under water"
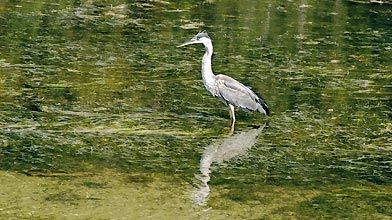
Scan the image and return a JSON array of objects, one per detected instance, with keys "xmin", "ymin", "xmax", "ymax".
[{"xmin": 0, "ymin": 0, "xmax": 391, "ymax": 219}]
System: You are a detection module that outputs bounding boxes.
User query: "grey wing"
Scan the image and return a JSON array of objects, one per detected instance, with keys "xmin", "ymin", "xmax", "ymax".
[{"xmin": 215, "ymin": 74, "xmax": 269, "ymax": 116}]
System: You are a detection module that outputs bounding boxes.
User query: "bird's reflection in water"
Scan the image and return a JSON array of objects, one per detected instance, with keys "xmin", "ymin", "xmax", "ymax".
[{"xmin": 192, "ymin": 123, "xmax": 267, "ymax": 206}]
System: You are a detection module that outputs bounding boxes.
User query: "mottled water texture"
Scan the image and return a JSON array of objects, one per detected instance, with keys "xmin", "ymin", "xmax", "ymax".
[{"xmin": 0, "ymin": 0, "xmax": 391, "ymax": 219}]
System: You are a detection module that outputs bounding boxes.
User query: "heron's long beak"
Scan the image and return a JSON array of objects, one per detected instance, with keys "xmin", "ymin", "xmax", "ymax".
[{"xmin": 177, "ymin": 39, "xmax": 197, "ymax": 47}]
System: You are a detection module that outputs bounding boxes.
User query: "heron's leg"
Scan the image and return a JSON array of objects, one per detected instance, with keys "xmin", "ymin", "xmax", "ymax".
[{"xmin": 229, "ymin": 104, "xmax": 235, "ymax": 134}]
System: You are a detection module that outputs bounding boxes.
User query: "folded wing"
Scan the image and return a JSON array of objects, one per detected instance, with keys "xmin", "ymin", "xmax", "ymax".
[{"xmin": 215, "ymin": 74, "xmax": 269, "ymax": 116}]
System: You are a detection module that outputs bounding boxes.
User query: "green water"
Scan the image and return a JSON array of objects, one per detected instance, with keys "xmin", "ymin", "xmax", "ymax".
[{"xmin": 0, "ymin": 0, "xmax": 391, "ymax": 219}]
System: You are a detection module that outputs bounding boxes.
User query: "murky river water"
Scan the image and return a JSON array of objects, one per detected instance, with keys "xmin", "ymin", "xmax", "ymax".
[{"xmin": 0, "ymin": 0, "xmax": 391, "ymax": 219}]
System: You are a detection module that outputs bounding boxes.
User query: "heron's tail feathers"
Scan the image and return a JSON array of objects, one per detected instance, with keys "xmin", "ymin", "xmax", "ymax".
[{"xmin": 256, "ymin": 97, "xmax": 270, "ymax": 116}]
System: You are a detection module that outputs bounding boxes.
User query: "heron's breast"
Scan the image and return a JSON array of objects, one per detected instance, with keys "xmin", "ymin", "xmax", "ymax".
[
  {"xmin": 201, "ymin": 76, "xmax": 217, "ymax": 95},
  {"xmin": 203, "ymin": 82, "xmax": 218, "ymax": 96}
]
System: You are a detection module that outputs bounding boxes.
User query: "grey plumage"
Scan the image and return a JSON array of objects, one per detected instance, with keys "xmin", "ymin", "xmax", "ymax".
[
  {"xmin": 178, "ymin": 31, "xmax": 269, "ymax": 132},
  {"xmin": 215, "ymin": 74, "xmax": 269, "ymax": 116}
]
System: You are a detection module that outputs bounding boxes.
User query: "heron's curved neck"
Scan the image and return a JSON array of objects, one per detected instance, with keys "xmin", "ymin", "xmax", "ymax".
[
  {"xmin": 202, "ymin": 42, "xmax": 213, "ymax": 74},
  {"xmin": 201, "ymin": 41, "xmax": 215, "ymax": 92}
]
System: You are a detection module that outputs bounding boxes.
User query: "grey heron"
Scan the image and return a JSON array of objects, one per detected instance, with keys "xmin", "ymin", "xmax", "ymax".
[{"xmin": 178, "ymin": 31, "xmax": 269, "ymax": 132}]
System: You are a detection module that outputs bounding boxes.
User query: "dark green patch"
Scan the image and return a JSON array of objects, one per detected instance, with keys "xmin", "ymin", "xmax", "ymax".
[
  {"xmin": 223, "ymin": 187, "xmax": 271, "ymax": 204},
  {"xmin": 83, "ymin": 181, "xmax": 109, "ymax": 189},
  {"xmin": 297, "ymin": 188, "xmax": 392, "ymax": 219},
  {"xmin": 125, "ymin": 174, "xmax": 154, "ymax": 186}
]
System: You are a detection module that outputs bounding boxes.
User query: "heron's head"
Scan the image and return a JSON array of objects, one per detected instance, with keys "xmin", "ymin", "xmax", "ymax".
[{"xmin": 178, "ymin": 31, "xmax": 211, "ymax": 47}]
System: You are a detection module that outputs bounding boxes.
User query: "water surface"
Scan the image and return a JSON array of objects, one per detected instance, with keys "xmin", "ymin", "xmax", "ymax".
[{"xmin": 0, "ymin": 0, "xmax": 391, "ymax": 219}]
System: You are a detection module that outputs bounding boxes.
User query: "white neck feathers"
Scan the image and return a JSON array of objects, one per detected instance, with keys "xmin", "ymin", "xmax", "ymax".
[{"xmin": 201, "ymin": 40, "xmax": 216, "ymax": 94}]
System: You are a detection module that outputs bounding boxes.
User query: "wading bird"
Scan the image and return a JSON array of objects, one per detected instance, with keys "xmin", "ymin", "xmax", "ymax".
[{"xmin": 178, "ymin": 31, "xmax": 269, "ymax": 133}]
